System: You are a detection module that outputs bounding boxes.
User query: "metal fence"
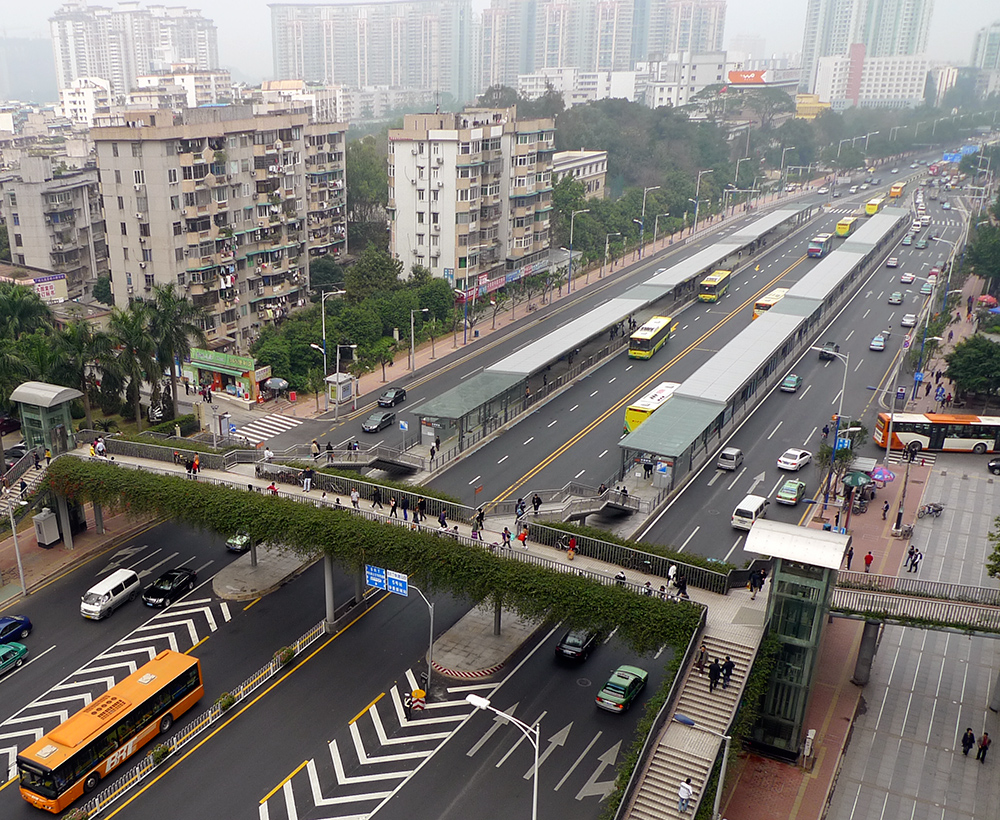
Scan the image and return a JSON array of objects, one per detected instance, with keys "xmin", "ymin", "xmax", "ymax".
[
  {"xmin": 831, "ymin": 588, "xmax": 1000, "ymax": 632},
  {"xmin": 837, "ymin": 571, "xmax": 1000, "ymax": 606}
]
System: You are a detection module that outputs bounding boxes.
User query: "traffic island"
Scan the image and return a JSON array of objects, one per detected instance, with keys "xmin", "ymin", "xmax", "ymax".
[{"xmin": 430, "ymin": 602, "xmax": 544, "ymax": 680}]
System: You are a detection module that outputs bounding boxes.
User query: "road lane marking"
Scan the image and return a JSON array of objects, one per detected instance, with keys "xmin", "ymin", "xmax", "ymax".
[
  {"xmin": 570, "ymin": 404, "xmax": 579, "ymax": 412},
  {"xmin": 727, "ymin": 466, "xmax": 747, "ymax": 491},
  {"xmin": 767, "ymin": 421, "xmax": 782, "ymax": 440},
  {"xmin": 724, "ymin": 536, "xmax": 744, "ymax": 563},
  {"xmin": 468, "ymin": 476, "xmax": 481, "ymax": 486},
  {"xmin": 575, "ymin": 470, "xmax": 586, "ymax": 479},
  {"xmin": 497, "ymin": 455, "xmax": 509, "ymax": 464},
  {"xmin": 243, "ymin": 598, "xmax": 262, "ymax": 611},
  {"xmin": 680, "ymin": 527, "xmax": 699, "ymax": 551},
  {"xmin": 547, "ymin": 420, "xmax": 558, "ymax": 427},
  {"xmin": 598, "ymin": 449, "xmax": 608, "ymax": 458},
  {"xmin": 798, "ymin": 384, "xmax": 812, "ymax": 400},
  {"xmin": 260, "ymin": 760, "xmax": 308, "ymax": 804},
  {"xmin": 349, "ymin": 691, "xmax": 385, "ymax": 725},
  {"xmin": 590, "ymin": 391, "xmax": 598, "ymax": 397},
  {"xmin": 523, "ymin": 437, "xmax": 534, "ymax": 445},
  {"xmin": 555, "ymin": 731, "xmax": 602, "ymax": 791}
]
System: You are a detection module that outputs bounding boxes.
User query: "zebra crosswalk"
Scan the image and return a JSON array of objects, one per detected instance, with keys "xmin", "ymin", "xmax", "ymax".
[
  {"xmin": 233, "ymin": 413, "xmax": 305, "ymax": 445},
  {"xmin": 886, "ymin": 451, "xmax": 937, "ymax": 466}
]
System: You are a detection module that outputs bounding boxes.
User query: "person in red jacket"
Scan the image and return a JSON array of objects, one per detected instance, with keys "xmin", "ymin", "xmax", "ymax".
[{"xmin": 864, "ymin": 551, "xmax": 875, "ymax": 573}]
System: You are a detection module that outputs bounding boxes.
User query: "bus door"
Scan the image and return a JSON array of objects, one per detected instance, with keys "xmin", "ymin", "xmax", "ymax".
[{"xmin": 927, "ymin": 425, "xmax": 948, "ymax": 450}]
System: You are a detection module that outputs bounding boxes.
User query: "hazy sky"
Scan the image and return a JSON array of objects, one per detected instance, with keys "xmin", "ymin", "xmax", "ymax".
[{"xmin": 5, "ymin": 0, "xmax": 998, "ymax": 83}]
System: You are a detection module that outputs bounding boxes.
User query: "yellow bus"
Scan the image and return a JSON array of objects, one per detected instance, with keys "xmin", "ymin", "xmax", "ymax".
[
  {"xmin": 835, "ymin": 216, "xmax": 859, "ymax": 237},
  {"xmin": 698, "ymin": 269, "xmax": 732, "ymax": 302},
  {"xmin": 624, "ymin": 381, "xmax": 682, "ymax": 433},
  {"xmin": 865, "ymin": 195, "xmax": 887, "ymax": 216},
  {"xmin": 628, "ymin": 316, "xmax": 673, "ymax": 359},
  {"xmin": 18, "ymin": 651, "xmax": 204, "ymax": 813},
  {"xmin": 889, "ymin": 181, "xmax": 906, "ymax": 198},
  {"xmin": 753, "ymin": 288, "xmax": 789, "ymax": 319}
]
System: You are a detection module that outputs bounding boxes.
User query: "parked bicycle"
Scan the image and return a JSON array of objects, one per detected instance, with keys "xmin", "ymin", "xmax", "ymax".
[
  {"xmin": 852, "ymin": 499, "xmax": 869, "ymax": 514},
  {"xmin": 917, "ymin": 503, "xmax": 944, "ymax": 519}
]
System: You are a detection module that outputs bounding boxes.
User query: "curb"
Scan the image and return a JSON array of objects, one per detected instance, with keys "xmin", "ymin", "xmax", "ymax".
[
  {"xmin": 431, "ymin": 660, "xmax": 506, "ymax": 679},
  {"xmin": 211, "ymin": 550, "xmax": 322, "ymax": 602}
]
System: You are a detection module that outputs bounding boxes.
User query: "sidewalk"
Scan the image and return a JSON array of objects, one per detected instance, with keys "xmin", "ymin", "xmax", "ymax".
[{"xmin": 717, "ymin": 462, "xmax": 933, "ymax": 820}]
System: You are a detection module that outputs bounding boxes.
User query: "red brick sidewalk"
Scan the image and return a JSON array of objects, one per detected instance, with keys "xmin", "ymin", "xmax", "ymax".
[{"xmin": 718, "ymin": 463, "xmax": 932, "ymax": 820}]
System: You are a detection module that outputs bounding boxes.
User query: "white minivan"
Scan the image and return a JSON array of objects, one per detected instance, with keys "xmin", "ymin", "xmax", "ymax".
[
  {"xmin": 81, "ymin": 568, "xmax": 142, "ymax": 620},
  {"xmin": 732, "ymin": 494, "xmax": 769, "ymax": 531}
]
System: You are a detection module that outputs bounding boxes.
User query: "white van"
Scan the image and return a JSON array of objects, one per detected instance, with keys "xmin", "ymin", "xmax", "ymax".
[
  {"xmin": 732, "ymin": 494, "xmax": 769, "ymax": 531},
  {"xmin": 717, "ymin": 447, "xmax": 744, "ymax": 471},
  {"xmin": 81, "ymin": 568, "xmax": 142, "ymax": 620}
]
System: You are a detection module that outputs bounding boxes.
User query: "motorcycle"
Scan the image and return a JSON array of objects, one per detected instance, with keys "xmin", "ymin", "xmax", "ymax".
[{"xmin": 916, "ymin": 503, "xmax": 944, "ymax": 519}]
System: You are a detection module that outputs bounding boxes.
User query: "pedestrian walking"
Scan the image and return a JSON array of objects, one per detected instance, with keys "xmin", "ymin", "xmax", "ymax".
[
  {"xmin": 695, "ymin": 643, "xmax": 708, "ymax": 674},
  {"xmin": 845, "ymin": 546, "xmax": 854, "ymax": 570},
  {"xmin": 310, "ymin": 439, "xmax": 320, "ymax": 461},
  {"xmin": 668, "ymin": 564, "xmax": 677, "ymax": 586},
  {"xmin": 192, "ymin": 455, "xmax": 200, "ymax": 475},
  {"xmin": 435, "ymin": 435, "xmax": 441, "ymax": 452},
  {"xmin": 264, "ymin": 446, "xmax": 274, "ymax": 462},
  {"xmin": 708, "ymin": 658, "xmax": 722, "ymax": 692},
  {"xmin": 350, "ymin": 488, "xmax": 360, "ymax": 509},
  {"xmin": 416, "ymin": 497, "xmax": 426, "ymax": 523},
  {"xmin": 882, "ymin": 500, "xmax": 890, "ymax": 520},
  {"xmin": 33, "ymin": 450, "xmax": 41, "ymax": 469},
  {"xmin": 906, "ymin": 545, "xmax": 915, "ymax": 569},
  {"xmin": 749, "ymin": 569, "xmax": 763, "ymax": 600},
  {"xmin": 675, "ymin": 574, "xmax": 689, "ymax": 599},
  {"xmin": 961, "ymin": 728, "xmax": 976, "ymax": 756},
  {"xmin": 910, "ymin": 550, "xmax": 922, "ymax": 573},
  {"xmin": 429, "ymin": 445, "xmax": 436, "ymax": 460},
  {"xmin": 678, "ymin": 778, "xmax": 694, "ymax": 814},
  {"xmin": 438, "ymin": 509, "xmax": 448, "ymax": 529},
  {"xmin": 977, "ymin": 733, "xmax": 992, "ymax": 763},
  {"xmin": 924, "ymin": 382, "xmax": 931, "ymax": 398},
  {"xmin": 389, "ymin": 497, "xmax": 398, "ymax": 518},
  {"xmin": 267, "ymin": 482, "xmax": 278, "ymax": 495},
  {"xmin": 532, "ymin": 493, "xmax": 542, "ymax": 514},
  {"xmin": 19, "ymin": 478, "xmax": 28, "ymax": 499},
  {"xmin": 864, "ymin": 551, "xmax": 874, "ymax": 573},
  {"xmin": 326, "ymin": 441, "xmax": 334, "ymax": 464},
  {"xmin": 721, "ymin": 656, "xmax": 735, "ymax": 689},
  {"xmin": 302, "ymin": 467, "xmax": 314, "ymax": 493},
  {"xmin": 502, "ymin": 527, "xmax": 512, "ymax": 548},
  {"xmin": 44, "ymin": 448, "xmax": 51, "ymax": 465},
  {"xmin": 372, "ymin": 487, "xmax": 383, "ymax": 510},
  {"xmin": 401, "ymin": 496, "xmax": 409, "ymax": 521},
  {"xmin": 475, "ymin": 507, "xmax": 485, "ymax": 531}
]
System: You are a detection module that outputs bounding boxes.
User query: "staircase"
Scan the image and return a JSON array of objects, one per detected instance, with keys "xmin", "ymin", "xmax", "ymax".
[{"xmin": 628, "ymin": 635, "xmax": 757, "ymax": 819}]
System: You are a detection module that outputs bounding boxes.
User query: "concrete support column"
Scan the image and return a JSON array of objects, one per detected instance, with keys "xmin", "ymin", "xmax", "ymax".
[
  {"xmin": 93, "ymin": 502, "xmax": 105, "ymax": 535},
  {"xmin": 55, "ymin": 495, "xmax": 74, "ymax": 550},
  {"xmin": 990, "ymin": 665, "xmax": 1000, "ymax": 713},
  {"xmin": 323, "ymin": 554, "xmax": 336, "ymax": 633},
  {"xmin": 851, "ymin": 620, "xmax": 881, "ymax": 686},
  {"xmin": 494, "ymin": 596, "xmax": 502, "ymax": 636}
]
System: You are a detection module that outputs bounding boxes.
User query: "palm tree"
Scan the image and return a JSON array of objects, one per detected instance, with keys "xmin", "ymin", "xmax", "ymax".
[
  {"xmin": 51, "ymin": 320, "xmax": 114, "ymax": 430},
  {"xmin": 148, "ymin": 284, "xmax": 206, "ymax": 419},
  {"xmin": 0, "ymin": 282, "xmax": 52, "ymax": 340},
  {"xmin": 108, "ymin": 302, "xmax": 157, "ymax": 432}
]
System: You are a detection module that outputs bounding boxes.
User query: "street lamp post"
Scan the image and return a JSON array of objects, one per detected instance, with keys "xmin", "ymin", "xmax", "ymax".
[
  {"xmin": 410, "ymin": 308, "xmax": 429, "ymax": 371},
  {"xmin": 568, "ymin": 208, "xmax": 589, "ymax": 293},
  {"xmin": 837, "ymin": 138, "xmax": 852, "ymax": 158},
  {"xmin": 693, "ymin": 169, "xmax": 713, "ymax": 232},
  {"xmin": 735, "ymin": 156, "xmax": 750, "ymax": 185},
  {"xmin": 864, "ymin": 130, "xmax": 879, "ymax": 152},
  {"xmin": 601, "ymin": 231, "xmax": 620, "ymax": 280},
  {"xmin": 930, "ymin": 234, "xmax": 962, "ymax": 313},
  {"xmin": 638, "ymin": 186, "xmax": 660, "ymax": 260},
  {"xmin": 779, "ymin": 147, "xmax": 795, "ymax": 198},
  {"xmin": 652, "ymin": 213, "xmax": 669, "ymax": 249},
  {"xmin": 3, "ymin": 493, "xmax": 28, "ymax": 594},
  {"xmin": 317, "ymin": 289, "xmax": 346, "ymax": 411},
  {"xmin": 810, "ymin": 346, "xmax": 849, "ymax": 512},
  {"xmin": 673, "ymin": 713, "xmax": 730, "ymax": 820},
  {"xmin": 466, "ymin": 694, "xmax": 540, "ymax": 820}
]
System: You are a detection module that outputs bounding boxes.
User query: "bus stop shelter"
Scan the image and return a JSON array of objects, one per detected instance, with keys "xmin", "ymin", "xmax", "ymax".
[{"xmin": 9, "ymin": 381, "xmax": 84, "ymax": 455}]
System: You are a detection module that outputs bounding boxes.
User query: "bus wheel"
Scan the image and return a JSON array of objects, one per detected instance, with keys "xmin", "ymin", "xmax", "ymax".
[
  {"xmin": 84, "ymin": 772, "xmax": 100, "ymax": 793},
  {"xmin": 159, "ymin": 714, "xmax": 173, "ymax": 733},
  {"xmin": 907, "ymin": 441, "xmax": 922, "ymax": 454},
  {"xmin": 973, "ymin": 443, "xmax": 987, "ymax": 455}
]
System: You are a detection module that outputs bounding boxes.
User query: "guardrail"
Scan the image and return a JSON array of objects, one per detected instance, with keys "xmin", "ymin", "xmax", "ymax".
[
  {"xmin": 837, "ymin": 571, "xmax": 1000, "ymax": 606},
  {"xmin": 79, "ymin": 619, "xmax": 329, "ymax": 817},
  {"xmin": 831, "ymin": 588, "xmax": 1000, "ymax": 633}
]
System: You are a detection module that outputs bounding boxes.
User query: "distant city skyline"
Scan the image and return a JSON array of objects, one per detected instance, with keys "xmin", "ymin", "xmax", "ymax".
[{"xmin": 3, "ymin": 0, "xmax": 998, "ymax": 89}]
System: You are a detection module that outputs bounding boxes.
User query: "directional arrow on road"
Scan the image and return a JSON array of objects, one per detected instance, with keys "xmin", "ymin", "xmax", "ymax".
[
  {"xmin": 467, "ymin": 701, "xmax": 519, "ymax": 757},
  {"xmin": 524, "ymin": 722, "xmax": 572, "ymax": 780},
  {"xmin": 575, "ymin": 740, "xmax": 621, "ymax": 801},
  {"xmin": 747, "ymin": 471, "xmax": 766, "ymax": 495}
]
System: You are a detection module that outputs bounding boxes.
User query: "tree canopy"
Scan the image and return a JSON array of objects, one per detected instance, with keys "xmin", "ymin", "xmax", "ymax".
[{"xmin": 946, "ymin": 335, "xmax": 1000, "ymax": 410}]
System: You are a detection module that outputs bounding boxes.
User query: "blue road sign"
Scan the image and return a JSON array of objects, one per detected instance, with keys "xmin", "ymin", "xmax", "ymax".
[
  {"xmin": 387, "ymin": 569, "xmax": 409, "ymax": 597},
  {"xmin": 365, "ymin": 565, "xmax": 386, "ymax": 590},
  {"xmin": 399, "ymin": 420, "xmax": 408, "ymax": 431},
  {"xmin": 914, "ymin": 371, "xmax": 924, "ymax": 383},
  {"xmin": 835, "ymin": 437, "xmax": 852, "ymax": 451}
]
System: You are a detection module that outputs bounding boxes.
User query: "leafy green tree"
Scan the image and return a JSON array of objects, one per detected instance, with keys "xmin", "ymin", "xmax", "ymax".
[
  {"xmin": 108, "ymin": 302, "xmax": 158, "ymax": 432},
  {"xmin": 367, "ymin": 337, "xmax": 397, "ymax": 382},
  {"xmin": 966, "ymin": 223, "xmax": 1000, "ymax": 284},
  {"xmin": 346, "ymin": 135, "xmax": 389, "ymax": 252},
  {"xmin": 0, "ymin": 225, "xmax": 10, "ymax": 262},
  {"xmin": 476, "ymin": 85, "xmax": 519, "ymax": 108},
  {"xmin": 344, "ymin": 246, "xmax": 403, "ymax": 303},
  {"xmin": 51, "ymin": 320, "xmax": 114, "ymax": 430},
  {"xmin": 308, "ymin": 257, "xmax": 345, "ymax": 292},
  {"xmin": 946, "ymin": 335, "xmax": 1000, "ymax": 411},
  {"xmin": 250, "ymin": 329, "xmax": 292, "ymax": 386},
  {"xmin": 0, "ymin": 338, "xmax": 31, "ymax": 413},
  {"xmin": 987, "ymin": 516, "xmax": 1000, "ymax": 578},
  {"xmin": 147, "ymin": 284, "xmax": 207, "ymax": 419},
  {"xmin": 93, "ymin": 275, "xmax": 114, "ymax": 306},
  {"xmin": 0, "ymin": 282, "xmax": 51, "ymax": 340},
  {"xmin": 741, "ymin": 88, "xmax": 796, "ymax": 131}
]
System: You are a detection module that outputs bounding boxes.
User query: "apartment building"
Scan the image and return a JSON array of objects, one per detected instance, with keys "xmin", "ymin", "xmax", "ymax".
[
  {"xmin": 971, "ymin": 20, "xmax": 1000, "ymax": 71},
  {"xmin": 646, "ymin": 0, "xmax": 726, "ymax": 59},
  {"xmin": 553, "ymin": 150, "xmax": 608, "ymax": 199},
  {"xmin": 388, "ymin": 108, "xmax": 555, "ymax": 294},
  {"xmin": 59, "ymin": 77, "xmax": 112, "ymax": 126},
  {"xmin": 0, "ymin": 156, "xmax": 108, "ymax": 299},
  {"xmin": 134, "ymin": 67, "xmax": 233, "ymax": 109},
  {"xmin": 641, "ymin": 51, "xmax": 727, "ymax": 108},
  {"xmin": 50, "ymin": 2, "xmax": 219, "ymax": 98},
  {"xmin": 271, "ymin": 1, "xmax": 475, "ymax": 107},
  {"xmin": 518, "ymin": 68, "xmax": 641, "ymax": 106},
  {"xmin": 92, "ymin": 107, "xmax": 312, "ymax": 355},
  {"xmin": 815, "ymin": 48, "xmax": 928, "ymax": 110}
]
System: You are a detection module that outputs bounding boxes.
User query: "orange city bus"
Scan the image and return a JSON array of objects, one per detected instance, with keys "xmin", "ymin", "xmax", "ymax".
[
  {"xmin": 873, "ymin": 412, "xmax": 1000, "ymax": 454},
  {"xmin": 17, "ymin": 650, "xmax": 204, "ymax": 813}
]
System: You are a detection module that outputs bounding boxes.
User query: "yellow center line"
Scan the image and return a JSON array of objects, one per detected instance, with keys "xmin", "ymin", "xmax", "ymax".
[
  {"xmin": 260, "ymin": 760, "xmax": 308, "ymax": 805},
  {"xmin": 349, "ymin": 691, "xmax": 385, "ymax": 725},
  {"xmin": 492, "ymin": 257, "xmax": 808, "ymax": 505},
  {"xmin": 186, "ymin": 636, "xmax": 209, "ymax": 654},
  {"xmin": 243, "ymin": 598, "xmax": 262, "ymax": 611},
  {"xmin": 102, "ymin": 592, "xmax": 392, "ymax": 818}
]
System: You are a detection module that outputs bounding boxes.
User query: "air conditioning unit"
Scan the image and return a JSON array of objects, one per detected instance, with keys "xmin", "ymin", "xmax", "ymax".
[
  {"xmin": 134, "ymin": 184, "xmax": 143, "ymax": 191},
  {"xmin": 135, "ymin": 213, "xmax": 144, "ymax": 220},
  {"xmin": 411, "ymin": 149, "xmax": 418, "ymax": 155},
  {"xmin": 127, "ymin": 285, "xmax": 134, "ymax": 294},
  {"xmin": 436, "ymin": 181, "xmax": 444, "ymax": 188},
  {"xmin": 411, "ymin": 178, "xmax": 417, "ymax": 184},
  {"xmin": 139, "ymin": 236, "xmax": 146, "ymax": 243},
  {"xmin": 256, "ymin": 286, "xmax": 264, "ymax": 296},
  {"xmin": 435, "ymin": 157, "xmax": 444, "ymax": 165},
  {"xmin": 139, "ymin": 262, "xmax": 146, "ymax": 269},
  {"xmin": 258, "ymin": 220, "xmax": 265, "ymax": 226}
]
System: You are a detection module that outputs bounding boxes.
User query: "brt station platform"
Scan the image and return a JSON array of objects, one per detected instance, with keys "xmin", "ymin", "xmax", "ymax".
[{"xmin": 414, "ymin": 205, "xmax": 819, "ymax": 467}]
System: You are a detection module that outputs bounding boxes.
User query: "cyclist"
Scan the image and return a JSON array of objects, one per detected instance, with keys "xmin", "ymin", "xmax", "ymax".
[{"xmin": 822, "ymin": 424, "xmax": 830, "ymax": 440}]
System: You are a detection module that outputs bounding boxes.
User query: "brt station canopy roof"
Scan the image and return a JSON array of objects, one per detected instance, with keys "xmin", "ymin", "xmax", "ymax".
[{"xmin": 415, "ymin": 205, "xmax": 815, "ymax": 428}]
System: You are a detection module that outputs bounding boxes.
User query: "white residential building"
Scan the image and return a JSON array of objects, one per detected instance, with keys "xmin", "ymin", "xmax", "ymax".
[
  {"xmin": 553, "ymin": 150, "xmax": 608, "ymax": 199},
  {"xmin": 134, "ymin": 67, "xmax": 232, "ymax": 109},
  {"xmin": 641, "ymin": 51, "xmax": 727, "ymax": 108},
  {"xmin": 518, "ymin": 68, "xmax": 640, "ymax": 106},
  {"xmin": 49, "ymin": 1, "xmax": 219, "ymax": 97},
  {"xmin": 388, "ymin": 108, "xmax": 555, "ymax": 294},
  {"xmin": 971, "ymin": 20, "xmax": 1000, "ymax": 71},
  {"xmin": 59, "ymin": 76, "xmax": 111, "ymax": 126},
  {"xmin": 645, "ymin": 0, "xmax": 726, "ymax": 60},
  {"xmin": 815, "ymin": 49, "xmax": 928, "ymax": 110}
]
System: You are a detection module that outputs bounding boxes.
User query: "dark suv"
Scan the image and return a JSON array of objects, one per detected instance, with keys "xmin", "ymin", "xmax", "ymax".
[{"xmin": 818, "ymin": 342, "xmax": 840, "ymax": 360}]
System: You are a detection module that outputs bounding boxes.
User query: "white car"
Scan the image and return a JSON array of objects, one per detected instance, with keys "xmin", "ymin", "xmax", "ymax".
[
  {"xmin": 817, "ymin": 186, "xmax": 830, "ymax": 194},
  {"xmin": 900, "ymin": 272, "xmax": 916, "ymax": 284},
  {"xmin": 901, "ymin": 313, "xmax": 918, "ymax": 327},
  {"xmin": 777, "ymin": 448, "xmax": 812, "ymax": 471},
  {"xmin": 886, "ymin": 257, "xmax": 899, "ymax": 268}
]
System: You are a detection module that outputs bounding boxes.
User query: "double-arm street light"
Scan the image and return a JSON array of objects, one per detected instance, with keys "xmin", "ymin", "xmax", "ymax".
[
  {"xmin": 930, "ymin": 235, "xmax": 961, "ymax": 312},
  {"xmin": 567, "ymin": 208, "xmax": 589, "ymax": 293},
  {"xmin": 466, "ymin": 694, "xmax": 540, "ymax": 820},
  {"xmin": 673, "ymin": 713, "xmax": 730, "ymax": 820},
  {"xmin": 734, "ymin": 157, "xmax": 751, "ymax": 185},
  {"xmin": 410, "ymin": 307, "xmax": 429, "ymax": 371},
  {"xmin": 601, "ymin": 231, "xmax": 620, "ymax": 280},
  {"xmin": 638, "ymin": 186, "xmax": 660, "ymax": 260},
  {"xmin": 317, "ymin": 288, "xmax": 346, "ymax": 411},
  {"xmin": 864, "ymin": 130, "xmax": 879, "ymax": 151}
]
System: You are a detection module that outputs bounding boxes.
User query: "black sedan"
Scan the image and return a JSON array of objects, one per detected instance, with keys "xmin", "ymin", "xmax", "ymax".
[
  {"xmin": 377, "ymin": 387, "xmax": 407, "ymax": 407},
  {"xmin": 362, "ymin": 411, "xmax": 395, "ymax": 433},
  {"xmin": 142, "ymin": 568, "xmax": 198, "ymax": 607},
  {"xmin": 555, "ymin": 629, "xmax": 599, "ymax": 662}
]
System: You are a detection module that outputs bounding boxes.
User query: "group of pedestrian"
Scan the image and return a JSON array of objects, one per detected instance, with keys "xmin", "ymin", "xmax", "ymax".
[
  {"xmin": 184, "ymin": 455, "xmax": 201, "ymax": 478},
  {"xmin": 748, "ymin": 567, "xmax": 767, "ymax": 600},
  {"xmin": 608, "ymin": 317, "xmax": 637, "ymax": 341},
  {"xmin": 904, "ymin": 545, "xmax": 923, "ymax": 572},
  {"xmin": 961, "ymin": 728, "xmax": 991, "ymax": 763},
  {"xmin": 706, "ymin": 656, "xmax": 737, "ymax": 692},
  {"xmin": 89, "ymin": 437, "xmax": 107, "ymax": 458},
  {"xmin": 199, "ymin": 385, "xmax": 213, "ymax": 403}
]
